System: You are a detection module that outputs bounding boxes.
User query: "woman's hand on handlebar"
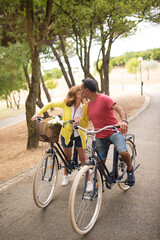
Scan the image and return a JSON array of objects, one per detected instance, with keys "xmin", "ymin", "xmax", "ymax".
[
  {"xmin": 74, "ymin": 117, "xmax": 80, "ymax": 125},
  {"xmin": 31, "ymin": 113, "xmax": 41, "ymax": 121}
]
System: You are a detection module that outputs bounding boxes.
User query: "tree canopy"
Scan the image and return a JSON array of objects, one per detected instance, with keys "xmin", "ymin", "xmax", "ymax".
[{"xmin": 0, "ymin": 0, "xmax": 159, "ymax": 149}]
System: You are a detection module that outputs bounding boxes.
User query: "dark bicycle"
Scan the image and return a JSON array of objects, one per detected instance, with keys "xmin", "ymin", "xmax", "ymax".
[
  {"xmin": 69, "ymin": 124, "xmax": 140, "ymax": 235},
  {"xmin": 33, "ymin": 117, "xmax": 80, "ymax": 208}
]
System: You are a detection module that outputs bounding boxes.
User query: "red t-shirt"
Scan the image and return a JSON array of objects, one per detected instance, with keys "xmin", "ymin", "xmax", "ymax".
[{"xmin": 88, "ymin": 94, "xmax": 118, "ymax": 138}]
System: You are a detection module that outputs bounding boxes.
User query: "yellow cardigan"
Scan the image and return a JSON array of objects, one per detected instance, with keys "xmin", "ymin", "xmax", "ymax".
[{"xmin": 38, "ymin": 101, "xmax": 89, "ymax": 149}]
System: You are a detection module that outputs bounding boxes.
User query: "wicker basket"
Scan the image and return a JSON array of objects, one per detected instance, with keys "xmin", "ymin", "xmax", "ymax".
[{"xmin": 36, "ymin": 117, "xmax": 62, "ymax": 143}]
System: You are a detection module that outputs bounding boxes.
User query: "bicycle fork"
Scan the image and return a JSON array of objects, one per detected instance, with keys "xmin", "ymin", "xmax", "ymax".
[{"xmin": 42, "ymin": 153, "xmax": 56, "ymax": 182}]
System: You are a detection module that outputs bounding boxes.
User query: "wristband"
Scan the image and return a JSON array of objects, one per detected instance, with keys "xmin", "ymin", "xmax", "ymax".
[{"xmin": 122, "ymin": 120, "xmax": 128, "ymax": 124}]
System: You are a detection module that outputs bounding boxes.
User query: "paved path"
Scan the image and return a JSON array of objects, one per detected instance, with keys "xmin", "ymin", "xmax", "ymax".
[
  {"xmin": 0, "ymin": 86, "xmax": 160, "ymax": 240},
  {"xmin": 0, "ymin": 112, "xmax": 25, "ymax": 130}
]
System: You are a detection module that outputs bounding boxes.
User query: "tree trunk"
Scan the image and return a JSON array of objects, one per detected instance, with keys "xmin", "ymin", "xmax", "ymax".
[
  {"xmin": 25, "ymin": 48, "xmax": 40, "ymax": 149},
  {"xmin": 59, "ymin": 36, "xmax": 75, "ymax": 86},
  {"xmin": 36, "ymin": 82, "xmax": 49, "ymax": 118},
  {"xmin": 51, "ymin": 45, "xmax": 72, "ymax": 89},
  {"xmin": 23, "ymin": 65, "xmax": 31, "ymax": 89},
  {"xmin": 40, "ymin": 74, "xmax": 51, "ymax": 102},
  {"xmin": 24, "ymin": 0, "xmax": 54, "ymax": 149},
  {"xmin": 102, "ymin": 37, "xmax": 112, "ymax": 95},
  {"xmin": 103, "ymin": 55, "xmax": 110, "ymax": 95}
]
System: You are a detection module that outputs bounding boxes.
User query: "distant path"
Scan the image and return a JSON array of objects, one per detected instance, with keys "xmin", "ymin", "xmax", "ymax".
[{"xmin": 0, "ymin": 111, "xmax": 25, "ymax": 130}]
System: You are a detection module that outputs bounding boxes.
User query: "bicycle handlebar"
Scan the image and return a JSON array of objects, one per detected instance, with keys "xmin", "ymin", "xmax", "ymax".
[
  {"xmin": 74, "ymin": 124, "xmax": 120, "ymax": 134},
  {"xmin": 35, "ymin": 117, "xmax": 119, "ymax": 134},
  {"xmin": 35, "ymin": 117, "xmax": 75, "ymax": 125}
]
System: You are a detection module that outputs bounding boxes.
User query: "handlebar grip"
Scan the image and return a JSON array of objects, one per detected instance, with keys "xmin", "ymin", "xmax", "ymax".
[{"xmin": 69, "ymin": 120, "xmax": 75, "ymax": 123}]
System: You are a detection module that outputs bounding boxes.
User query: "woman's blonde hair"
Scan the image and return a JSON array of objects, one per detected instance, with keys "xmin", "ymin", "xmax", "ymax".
[{"xmin": 64, "ymin": 85, "xmax": 86, "ymax": 107}]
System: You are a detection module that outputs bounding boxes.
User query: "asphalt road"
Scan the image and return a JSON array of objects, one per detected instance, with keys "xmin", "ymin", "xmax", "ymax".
[{"xmin": 0, "ymin": 87, "xmax": 160, "ymax": 240}]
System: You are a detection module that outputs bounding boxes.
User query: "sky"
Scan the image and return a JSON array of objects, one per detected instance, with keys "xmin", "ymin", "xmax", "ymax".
[
  {"xmin": 110, "ymin": 21, "xmax": 160, "ymax": 57},
  {"xmin": 42, "ymin": 21, "xmax": 160, "ymax": 71}
]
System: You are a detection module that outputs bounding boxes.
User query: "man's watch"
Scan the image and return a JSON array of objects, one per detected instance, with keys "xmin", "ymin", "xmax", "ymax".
[{"xmin": 122, "ymin": 120, "xmax": 128, "ymax": 124}]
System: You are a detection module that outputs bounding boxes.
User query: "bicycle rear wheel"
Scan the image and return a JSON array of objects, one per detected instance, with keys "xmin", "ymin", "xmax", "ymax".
[
  {"xmin": 118, "ymin": 140, "xmax": 136, "ymax": 191},
  {"xmin": 33, "ymin": 152, "xmax": 58, "ymax": 208},
  {"xmin": 69, "ymin": 165, "xmax": 102, "ymax": 235}
]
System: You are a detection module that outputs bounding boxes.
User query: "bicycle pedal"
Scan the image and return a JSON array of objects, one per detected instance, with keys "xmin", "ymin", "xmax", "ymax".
[{"xmin": 105, "ymin": 182, "xmax": 111, "ymax": 189}]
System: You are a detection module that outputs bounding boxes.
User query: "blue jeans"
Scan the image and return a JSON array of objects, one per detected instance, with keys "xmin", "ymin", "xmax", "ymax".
[
  {"xmin": 96, "ymin": 132, "xmax": 127, "ymax": 159},
  {"xmin": 61, "ymin": 135, "xmax": 82, "ymax": 148}
]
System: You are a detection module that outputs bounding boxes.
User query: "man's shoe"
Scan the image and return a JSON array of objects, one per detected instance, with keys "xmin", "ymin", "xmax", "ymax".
[
  {"xmin": 86, "ymin": 181, "xmax": 93, "ymax": 192},
  {"xmin": 127, "ymin": 167, "xmax": 135, "ymax": 186},
  {"xmin": 62, "ymin": 175, "xmax": 69, "ymax": 186}
]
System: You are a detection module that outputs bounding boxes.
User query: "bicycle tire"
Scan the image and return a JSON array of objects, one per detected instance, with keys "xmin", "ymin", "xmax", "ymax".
[
  {"xmin": 118, "ymin": 140, "xmax": 136, "ymax": 191},
  {"xmin": 69, "ymin": 164, "xmax": 102, "ymax": 235},
  {"xmin": 33, "ymin": 152, "xmax": 58, "ymax": 208}
]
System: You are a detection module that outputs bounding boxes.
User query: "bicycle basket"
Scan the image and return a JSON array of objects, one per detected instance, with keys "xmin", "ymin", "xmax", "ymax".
[{"xmin": 36, "ymin": 117, "xmax": 62, "ymax": 143}]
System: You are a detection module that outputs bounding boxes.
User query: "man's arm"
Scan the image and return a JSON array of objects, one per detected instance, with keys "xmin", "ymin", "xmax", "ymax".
[{"xmin": 112, "ymin": 103, "xmax": 128, "ymax": 134}]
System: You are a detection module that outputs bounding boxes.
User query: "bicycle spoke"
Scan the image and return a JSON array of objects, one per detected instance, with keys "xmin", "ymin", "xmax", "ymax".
[
  {"xmin": 69, "ymin": 165, "xmax": 102, "ymax": 234},
  {"xmin": 33, "ymin": 153, "xmax": 58, "ymax": 208}
]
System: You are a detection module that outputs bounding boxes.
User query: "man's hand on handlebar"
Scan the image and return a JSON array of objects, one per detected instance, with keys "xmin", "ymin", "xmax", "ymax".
[{"xmin": 119, "ymin": 121, "xmax": 128, "ymax": 135}]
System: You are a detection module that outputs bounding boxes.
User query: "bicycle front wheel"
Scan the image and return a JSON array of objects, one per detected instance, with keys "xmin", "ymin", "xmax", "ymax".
[
  {"xmin": 33, "ymin": 152, "xmax": 58, "ymax": 208},
  {"xmin": 118, "ymin": 140, "xmax": 136, "ymax": 191},
  {"xmin": 69, "ymin": 165, "xmax": 102, "ymax": 235}
]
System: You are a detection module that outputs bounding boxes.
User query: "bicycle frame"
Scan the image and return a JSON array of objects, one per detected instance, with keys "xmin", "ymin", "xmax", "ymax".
[
  {"xmin": 86, "ymin": 133, "xmax": 137, "ymax": 189},
  {"xmin": 46, "ymin": 142, "xmax": 81, "ymax": 174}
]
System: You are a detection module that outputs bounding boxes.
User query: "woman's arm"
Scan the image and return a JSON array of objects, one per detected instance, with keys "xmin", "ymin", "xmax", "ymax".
[{"xmin": 31, "ymin": 101, "xmax": 64, "ymax": 121}]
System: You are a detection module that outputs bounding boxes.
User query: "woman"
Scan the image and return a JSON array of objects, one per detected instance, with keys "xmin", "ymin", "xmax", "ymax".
[{"xmin": 31, "ymin": 85, "xmax": 93, "ymax": 191}]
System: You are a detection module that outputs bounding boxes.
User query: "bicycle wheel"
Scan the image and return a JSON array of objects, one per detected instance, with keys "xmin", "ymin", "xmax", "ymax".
[
  {"xmin": 69, "ymin": 164, "xmax": 102, "ymax": 235},
  {"xmin": 33, "ymin": 152, "xmax": 58, "ymax": 208},
  {"xmin": 118, "ymin": 140, "xmax": 136, "ymax": 191}
]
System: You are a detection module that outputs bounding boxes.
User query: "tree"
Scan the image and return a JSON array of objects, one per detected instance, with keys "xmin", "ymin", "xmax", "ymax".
[
  {"xmin": 94, "ymin": 0, "xmax": 157, "ymax": 94},
  {"xmin": 49, "ymin": 0, "xmax": 98, "ymax": 87},
  {"xmin": 24, "ymin": 0, "xmax": 54, "ymax": 149},
  {"xmin": 126, "ymin": 58, "xmax": 139, "ymax": 80},
  {"xmin": 43, "ymin": 69, "xmax": 60, "ymax": 97},
  {"xmin": 0, "ymin": 43, "xmax": 28, "ymax": 108},
  {"xmin": 0, "ymin": 0, "xmax": 54, "ymax": 148},
  {"xmin": 151, "ymin": 48, "xmax": 160, "ymax": 61},
  {"xmin": 142, "ymin": 59, "xmax": 159, "ymax": 80}
]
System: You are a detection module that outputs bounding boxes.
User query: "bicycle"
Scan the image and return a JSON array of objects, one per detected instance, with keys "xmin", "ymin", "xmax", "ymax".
[
  {"xmin": 33, "ymin": 117, "xmax": 80, "ymax": 208},
  {"xmin": 69, "ymin": 124, "xmax": 140, "ymax": 235}
]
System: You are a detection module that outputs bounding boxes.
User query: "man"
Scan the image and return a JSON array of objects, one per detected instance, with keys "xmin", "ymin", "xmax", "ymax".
[{"xmin": 80, "ymin": 78, "xmax": 135, "ymax": 186}]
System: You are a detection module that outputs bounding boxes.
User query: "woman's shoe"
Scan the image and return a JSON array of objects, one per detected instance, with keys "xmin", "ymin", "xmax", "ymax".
[
  {"xmin": 62, "ymin": 175, "xmax": 69, "ymax": 186},
  {"xmin": 86, "ymin": 180, "xmax": 93, "ymax": 192}
]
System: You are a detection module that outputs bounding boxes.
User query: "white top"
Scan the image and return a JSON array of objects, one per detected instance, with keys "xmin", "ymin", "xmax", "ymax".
[{"xmin": 71, "ymin": 103, "xmax": 82, "ymax": 137}]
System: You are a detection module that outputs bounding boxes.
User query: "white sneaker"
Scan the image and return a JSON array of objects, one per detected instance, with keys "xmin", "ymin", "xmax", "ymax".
[
  {"xmin": 62, "ymin": 175, "xmax": 69, "ymax": 186},
  {"xmin": 86, "ymin": 181, "xmax": 93, "ymax": 192}
]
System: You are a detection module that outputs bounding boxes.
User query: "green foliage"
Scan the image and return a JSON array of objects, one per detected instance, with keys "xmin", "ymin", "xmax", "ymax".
[
  {"xmin": 151, "ymin": 48, "xmax": 160, "ymax": 61},
  {"xmin": 111, "ymin": 48, "xmax": 160, "ymax": 68},
  {"xmin": 0, "ymin": 43, "xmax": 28, "ymax": 103},
  {"xmin": 42, "ymin": 68, "xmax": 61, "ymax": 91},
  {"xmin": 43, "ymin": 68, "xmax": 62, "ymax": 81},
  {"xmin": 45, "ymin": 79, "xmax": 58, "ymax": 90},
  {"xmin": 110, "ymin": 56, "xmax": 125, "ymax": 67},
  {"xmin": 126, "ymin": 58, "xmax": 139, "ymax": 74}
]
